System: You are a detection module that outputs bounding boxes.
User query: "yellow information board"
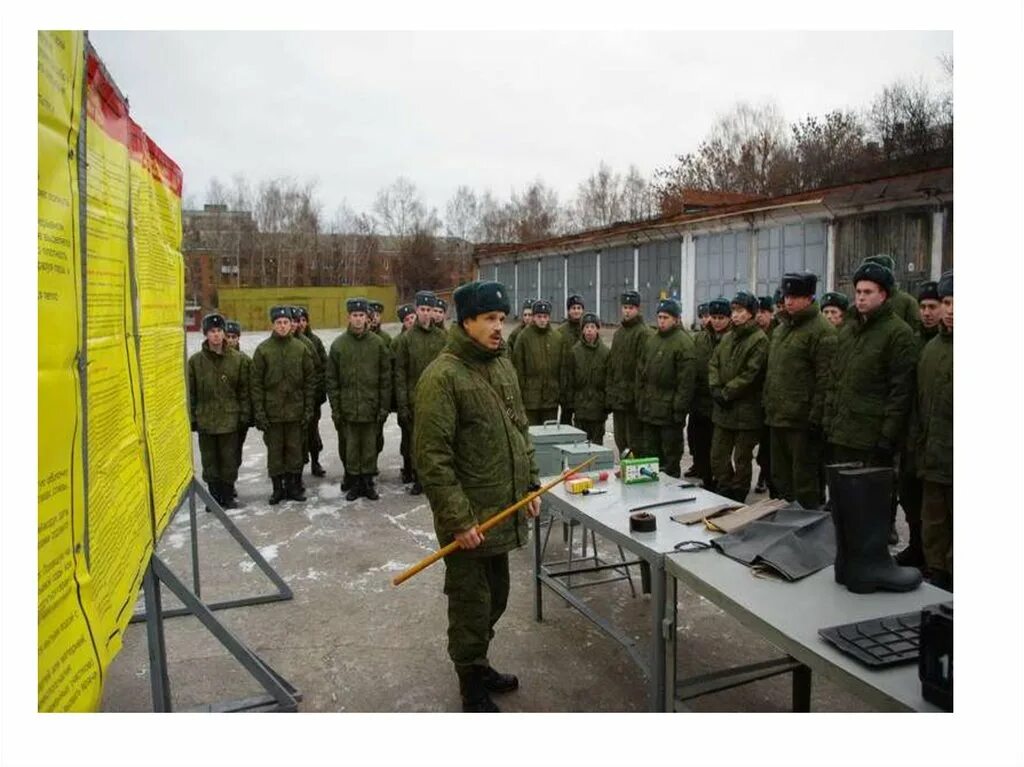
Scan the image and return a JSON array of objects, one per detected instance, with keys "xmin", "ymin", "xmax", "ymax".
[
  {"xmin": 37, "ymin": 30, "xmax": 105, "ymax": 713},
  {"xmin": 38, "ymin": 33, "xmax": 192, "ymax": 711}
]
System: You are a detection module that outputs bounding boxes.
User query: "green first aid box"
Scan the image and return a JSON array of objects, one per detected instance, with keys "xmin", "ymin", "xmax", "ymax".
[
  {"xmin": 529, "ymin": 422, "xmax": 586, "ymax": 477},
  {"xmin": 556, "ymin": 442, "xmax": 615, "ymax": 473}
]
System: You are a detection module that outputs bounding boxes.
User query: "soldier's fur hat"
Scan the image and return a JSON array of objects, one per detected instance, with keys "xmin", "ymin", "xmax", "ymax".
[
  {"xmin": 294, "ymin": 306, "xmax": 309, "ymax": 320},
  {"xmin": 757, "ymin": 296, "xmax": 774, "ymax": 312},
  {"xmin": 620, "ymin": 290, "xmax": 641, "ymax": 307},
  {"xmin": 269, "ymin": 305, "xmax": 291, "ymax": 322},
  {"xmin": 346, "ymin": 297, "xmax": 370, "ymax": 314},
  {"xmin": 202, "ymin": 313, "xmax": 226, "ymax": 334},
  {"xmin": 821, "ymin": 292, "xmax": 850, "ymax": 311},
  {"xmin": 397, "ymin": 304, "xmax": 415, "ymax": 322},
  {"xmin": 852, "ymin": 262, "xmax": 894, "ymax": 294},
  {"xmin": 917, "ymin": 281, "xmax": 940, "ymax": 302},
  {"xmin": 581, "ymin": 312, "xmax": 601, "ymax": 328},
  {"xmin": 773, "ymin": 288, "xmax": 784, "ymax": 306},
  {"xmin": 224, "ymin": 320, "xmax": 241, "ymax": 336},
  {"xmin": 865, "ymin": 254, "xmax": 896, "ymax": 272},
  {"xmin": 368, "ymin": 300, "xmax": 384, "ymax": 314},
  {"xmin": 415, "ymin": 290, "xmax": 438, "ymax": 307},
  {"xmin": 436, "ymin": 297, "xmax": 448, "ymax": 311},
  {"xmin": 522, "ymin": 298, "xmax": 535, "ymax": 311},
  {"xmin": 656, "ymin": 298, "xmax": 681, "ymax": 318},
  {"xmin": 697, "ymin": 303, "xmax": 710, "ymax": 317},
  {"xmin": 708, "ymin": 298, "xmax": 730, "ymax": 317},
  {"xmin": 937, "ymin": 270, "xmax": 953, "ymax": 298},
  {"xmin": 780, "ymin": 272, "xmax": 817, "ymax": 298},
  {"xmin": 731, "ymin": 291, "xmax": 759, "ymax": 315},
  {"xmin": 454, "ymin": 281, "xmax": 512, "ymax": 322},
  {"xmin": 531, "ymin": 299, "xmax": 552, "ymax": 316},
  {"xmin": 567, "ymin": 294, "xmax": 585, "ymax": 310}
]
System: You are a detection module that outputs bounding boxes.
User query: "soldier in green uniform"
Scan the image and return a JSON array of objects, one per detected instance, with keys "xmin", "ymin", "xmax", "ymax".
[
  {"xmin": 895, "ymin": 280, "xmax": 943, "ymax": 568},
  {"xmin": 914, "ymin": 271, "xmax": 953, "ymax": 592},
  {"xmin": 755, "ymin": 296, "xmax": 774, "ymax": 336},
  {"xmin": 820, "ymin": 291, "xmax": 849, "ymax": 329},
  {"xmin": 367, "ymin": 299, "xmax": 393, "ymax": 461},
  {"xmin": 510, "ymin": 299, "xmax": 569, "ymax": 425},
  {"xmin": 708, "ymin": 292, "xmax": 769, "ymax": 502},
  {"xmin": 188, "ymin": 313, "xmax": 250, "ymax": 509},
  {"xmin": 557, "ymin": 294, "xmax": 586, "ymax": 425},
  {"xmin": 392, "ymin": 304, "xmax": 417, "ymax": 483},
  {"xmin": 634, "ymin": 299, "xmax": 696, "ymax": 478},
  {"xmin": 326, "ymin": 298, "xmax": 392, "ymax": 501},
  {"xmin": 395, "ymin": 290, "xmax": 448, "ymax": 494},
  {"xmin": 863, "ymin": 254, "xmax": 921, "ymax": 330},
  {"xmin": 607, "ymin": 290, "xmax": 653, "ymax": 457},
  {"xmin": 251, "ymin": 306, "xmax": 315, "ymax": 505},
  {"xmin": 507, "ymin": 299, "xmax": 534, "ymax": 353},
  {"xmin": 295, "ymin": 307, "xmax": 328, "ymax": 477},
  {"xmin": 753, "ymin": 295, "xmax": 776, "ymax": 494},
  {"xmin": 565, "ymin": 312, "xmax": 609, "ymax": 444},
  {"xmin": 414, "ymin": 280, "xmax": 541, "ymax": 713},
  {"xmin": 763, "ymin": 273, "xmax": 837, "ymax": 508},
  {"xmin": 224, "ymin": 319, "xmax": 252, "ymax": 504},
  {"xmin": 691, "ymin": 302, "xmax": 709, "ymax": 333},
  {"xmin": 822, "ymin": 261, "xmax": 917, "ymax": 494},
  {"xmin": 433, "ymin": 297, "xmax": 449, "ymax": 333},
  {"xmin": 684, "ymin": 299, "xmax": 727, "ymax": 484}
]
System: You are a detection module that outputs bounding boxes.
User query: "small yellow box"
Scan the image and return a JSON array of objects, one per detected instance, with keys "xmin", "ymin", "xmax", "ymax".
[{"xmin": 566, "ymin": 477, "xmax": 594, "ymax": 494}]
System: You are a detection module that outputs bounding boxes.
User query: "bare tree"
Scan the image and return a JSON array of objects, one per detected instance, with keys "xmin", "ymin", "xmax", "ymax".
[
  {"xmin": 791, "ymin": 110, "xmax": 867, "ymax": 189},
  {"xmin": 569, "ymin": 161, "xmax": 624, "ymax": 231},
  {"xmin": 444, "ymin": 185, "xmax": 480, "ymax": 242},
  {"xmin": 373, "ymin": 177, "xmax": 427, "ymax": 238},
  {"xmin": 621, "ymin": 164, "xmax": 656, "ymax": 222},
  {"xmin": 510, "ymin": 180, "xmax": 560, "ymax": 243},
  {"xmin": 866, "ymin": 77, "xmax": 949, "ymax": 160}
]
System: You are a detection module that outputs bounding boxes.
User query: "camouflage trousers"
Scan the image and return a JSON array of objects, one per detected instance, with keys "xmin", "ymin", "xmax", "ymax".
[
  {"xmin": 710, "ymin": 426, "xmax": 760, "ymax": 501},
  {"xmin": 639, "ymin": 420, "xmax": 685, "ymax": 478},
  {"xmin": 443, "ymin": 551, "xmax": 510, "ymax": 672},
  {"xmin": 770, "ymin": 426, "xmax": 824, "ymax": 509},
  {"xmin": 342, "ymin": 421, "xmax": 380, "ymax": 476},
  {"xmin": 198, "ymin": 431, "xmax": 241, "ymax": 484},
  {"xmin": 612, "ymin": 408, "xmax": 643, "ymax": 457},
  {"xmin": 262, "ymin": 421, "xmax": 304, "ymax": 477}
]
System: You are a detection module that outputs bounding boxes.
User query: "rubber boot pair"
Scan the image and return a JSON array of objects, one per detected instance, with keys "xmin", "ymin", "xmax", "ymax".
[
  {"xmin": 829, "ymin": 466, "xmax": 922, "ymax": 593},
  {"xmin": 286, "ymin": 473, "xmax": 306, "ymax": 502},
  {"xmin": 206, "ymin": 480, "xmax": 237, "ymax": 511},
  {"xmin": 345, "ymin": 475, "xmax": 380, "ymax": 502},
  {"xmin": 458, "ymin": 666, "xmax": 519, "ymax": 713},
  {"xmin": 269, "ymin": 475, "xmax": 286, "ymax": 505}
]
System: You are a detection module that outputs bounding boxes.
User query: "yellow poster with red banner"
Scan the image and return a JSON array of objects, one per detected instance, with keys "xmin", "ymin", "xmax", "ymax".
[
  {"xmin": 129, "ymin": 121, "xmax": 192, "ymax": 538},
  {"xmin": 37, "ymin": 29, "xmax": 105, "ymax": 713}
]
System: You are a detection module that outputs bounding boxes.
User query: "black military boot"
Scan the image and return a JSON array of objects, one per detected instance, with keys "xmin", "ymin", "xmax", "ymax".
[
  {"xmin": 268, "ymin": 475, "xmax": 286, "ymax": 505},
  {"xmin": 833, "ymin": 468, "xmax": 923, "ymax": 594},
  {"xmin": 345, "ymin": 475, "xmax": 363, "ymax": 502},
  {"xmin": 310, "ymin": 451, "xmax": 326, "ymax": 477},
  {"xmin": 363, "ymin": 475, "xmax": 380, "ymax": 501},
  {"xmin": 400, "ymin": 463, "xmax": 413, "ymax": 484},
  {"xmin": 217, "ymin": 480, "xmax": 237, "ymax": 510},
  {"xmin": 482, "ymin": 667, "xmax": 519, "ymax": 694},
  {"xmin": 684, "ymin": 465, "xmax": 700, "ymax": 478},
  {"xmin": 458, "ymin": 667, "xmax": 499, "ymax": 713},
  {"xmin": 287, "ymin": 473, "xmax": 306, "ymax": 502},
  {"xmin": 341, "ymin": 473, "xmax": 354, "ymax": 492},
  {"xmin": 825, "ymin": 462, "xmax": 864, "ymax": 584},
  {"xmin": 895, "ymin": 522, "xmax": 926, "ymax": 568},
  {"xmin": 410, "ymin": 471, "xmax": 423, "ymax": 495}
]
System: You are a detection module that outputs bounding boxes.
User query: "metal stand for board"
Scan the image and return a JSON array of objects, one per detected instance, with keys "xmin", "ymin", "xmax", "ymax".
[
  {"xmin": 136, "ymin": 478, "xmax": 301, "ymax": 711},
  {"xmin": 130, "ymin": 479, "xmax": 292, "ymax": 622}
]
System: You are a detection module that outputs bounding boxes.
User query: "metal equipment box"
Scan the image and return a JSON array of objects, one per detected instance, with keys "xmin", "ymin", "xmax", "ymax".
[
  {"xmin": 529, "ymin": 421, "xmax": 587, "ymax": 477},
  {"xmin": 556, "ymin": 441, "xmax": 615, "ymax": 473}
]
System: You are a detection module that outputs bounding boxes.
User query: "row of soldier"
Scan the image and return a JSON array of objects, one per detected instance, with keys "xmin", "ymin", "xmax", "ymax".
[
  {"xmin": 187, "ymin": 291, "xmax": 454, "ymax": 509},
  {"xmin": 501, "ymin": 254, "xmax": 952, "ymax": 591}
]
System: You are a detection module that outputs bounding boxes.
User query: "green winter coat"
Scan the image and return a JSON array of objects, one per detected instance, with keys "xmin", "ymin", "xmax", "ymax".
[
  {"xmin": 251, "ymin": 333, "xmax": 315, "ymax": 426},
  {"xmin": 187, "ymin": 342, "xmax": 250, "ymax": 434},
  {"xmin": 294, "ymin": 332, "xmax": 322, "ymax": 408},
  {"xmin": 395, "ymin": 322, "xmax": 447, "ymax": 420},
  {"xmin": 889, "ymin": 287, "xmax": 921, "ymax": 331},
  {"xmin": 373, "ymin": 327, "xmax": 393, "ymax": 349},
  {"xmin": 414, "ymin": 325, "xmax": 539, "ymax": 557},
  {"xmin": 914, "ymin": 327, "xmax": 952, "ymax": 485},
  {"xmin": 606, "ymin": 315, "xmax": 653, "ymax": 411},
  {"xmin": 762, "ymin": 303, "xmax": 837, "ymax": 430},
  {"xmin": 507, "ymin": 322, "xmax": 526, "ymax": 353},
  {"xmin": 566, "ymin": 337, "xmax": 610, "ymax": 422},
  {"xmin": 708, "ymin": 322, "xmax": 768, "ymax": 430},
  {"xmin": 635, "ymin": 325, "xmax": 696, "ymax": 425},
  {"xmin": 558, "ymin": 318, "xmax": 583, "ymax": 347},
  {"xmin": 510, "ymin": 323, "xmax": 569, "ymax": 411},
  {"xmin": 301, "ymin": 328, "xmax": 328, "ymax": 404},
  {"xmin": 326, "ymin": 327, "xmax": 392, "ymax": 425},
  {"xmin": 691, "ymin": 328, "xmax": 723, "ymax": 418},
  {"xmin": 823, "ymin": 300, "xmax": 917, "ymax": 452},
  {"xmin": 238, "ymin": 350, "xmax": 254, "ymax": 427}
]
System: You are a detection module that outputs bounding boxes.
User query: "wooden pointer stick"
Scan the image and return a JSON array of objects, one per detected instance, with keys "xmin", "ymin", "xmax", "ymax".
[{"xmin": 391, "ymin": 456, "xmax": 596, "ymax": 587}]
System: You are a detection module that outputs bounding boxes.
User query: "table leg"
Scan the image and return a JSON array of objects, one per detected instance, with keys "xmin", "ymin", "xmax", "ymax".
[
  {"xmin": 663, "ymin": 573, "xmax": 678, "ymax": 712},
  {"xmin": 792, "ymin": 663, "xmax": 812, "ymax": 712},
  {"xmin": 533, "ymin": 513, "xmax": 543, "ymax": 622},
  {"xmin": 650, "ymin": 560, "xmax": 668, "ymax": 712}
]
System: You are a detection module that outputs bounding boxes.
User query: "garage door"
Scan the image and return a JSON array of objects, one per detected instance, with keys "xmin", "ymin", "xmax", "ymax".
[
  {"xmin": 694, "ymin": 231, "xmax": 749, "ymax": 304},
  {"xmin": 599, "ymin": 245, "xmax": 634, "ymax": 322},
  {"xmin": 755, "ymin": 221, "xmax": 826, "ymax": 297}
]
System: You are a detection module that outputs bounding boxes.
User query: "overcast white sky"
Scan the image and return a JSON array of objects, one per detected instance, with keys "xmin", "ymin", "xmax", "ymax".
[{"xmin": 88, "ymin": 30, "xmax": 952, "ymax": 223}]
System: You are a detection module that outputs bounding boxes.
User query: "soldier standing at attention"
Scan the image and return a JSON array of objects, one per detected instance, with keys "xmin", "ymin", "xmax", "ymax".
[
  {"xmin": 326, "ymin": 298, "xmax": 392, "ymax": 502},
  {"xmin": 822, "ymin": 261, "xmax": 917, "ymax": 514},
  {"xmin": 414, "ymin": 280, "xmax": 541, "ymax": 713},
  {"xmin": 558, "ymin": 294, "xmax": 586, "ymax": 424},
  {"xmin": 395, "ymin": 290, "xmax": 448, "ymax": 494},
  {"xmin": 295, "ymin": 307, "xmax": 328, "ymax": 478},
  {"xmin": 251, "ymin": 306, "xmax": 315, "ymax": 505},
  {"xmin": 753, "ymin": 295, "xmax": 776, "ymax": 494},
  {"xmin": 189, "ymin": 313, "xmax": 250, "ymax": 510},
  {"xmin": 915, "ymin": 271, "xmax": 953, "ymax": 592},
  {"xmin": 507, "ymin": 299, "xmax": 534, "ymax": 353},
  {"xmin": 685, "ymin": 298, "xmax": 728, "ymax": 485},
  {"xmin": 755, "ymin": 296, "xmax": 774, "ymax": 335},
  {"xmin": 223, "ymin": 320, "xmax": 252, "ymax": 504},
  {"xmin": 862, "ymin": 254, "xmax": 921, "ymax": 330},
  {"xmin": 635, "ymin": 299, "xmax": 696, "ymax": 478},
  {"xmin": 762, "ymin": 273, "xmax": 837, "ymax": 509},
  {"xmin": 606, "ymin": 290, "xmax": 653, "ymax": 458},
  {"xmin": 565, "ymin": 312, "xmax": 610, "ymax": 444},
  {"xmin": 820, "ymin": 292, "xmax": 850, "ymax": 329},
  {"xmin": 434, "ymin": 297, "xmax": 449, "ymax": 333},
  {"xmin": 368, "ymin": 299, "xmax": 393, "ymax": 462},
  {"xmin": 708, "ymin": 292, "xmax": 769, "ymax": 502},
  {"xmin": 510, "ymin": 299, "xmax": 569, "ymax": 425},
  {"xmin": 895, "ymin": 280, "xmax": 943, "ymax": 569},
  {"xmin": 393, "ymin": 303, "xmax": 417, "ymax": 481}
]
